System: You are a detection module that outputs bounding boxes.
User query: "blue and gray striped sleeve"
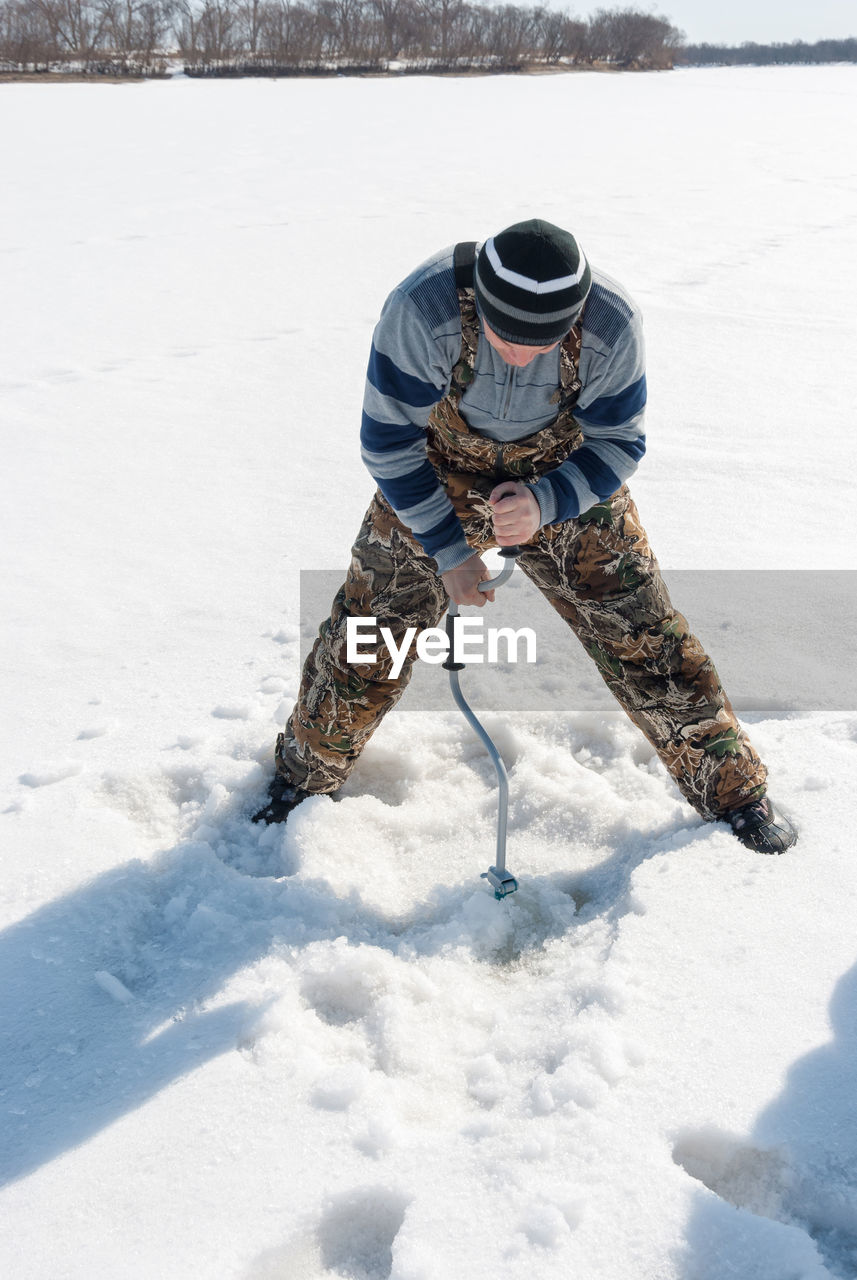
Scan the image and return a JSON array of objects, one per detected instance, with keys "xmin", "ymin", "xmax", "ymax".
[
  {"xmin": 529, "ymin": 298, "xmax": 647, "ymax": 526},
  {"xmin": 360, "ymin": 289, "xmax": 473, "ymax": 573}
]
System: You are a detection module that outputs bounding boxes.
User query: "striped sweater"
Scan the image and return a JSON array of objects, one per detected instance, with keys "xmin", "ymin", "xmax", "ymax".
[{"xmin": 360, "ymin": 244, "xmax": 647, "ymax": 574}]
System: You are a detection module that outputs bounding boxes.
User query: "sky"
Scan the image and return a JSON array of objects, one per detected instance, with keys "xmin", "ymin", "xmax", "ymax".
[{"xmin": 568, "ymin": 0, "xmax": 857, "ymax": 45}]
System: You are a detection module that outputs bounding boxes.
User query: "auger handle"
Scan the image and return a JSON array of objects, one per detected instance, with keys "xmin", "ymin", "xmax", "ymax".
[{"xmin": 478, "ymin": 545, "xmax": 521, "ymax": 593}]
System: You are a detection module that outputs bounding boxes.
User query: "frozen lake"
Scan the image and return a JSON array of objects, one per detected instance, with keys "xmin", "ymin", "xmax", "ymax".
[{"xmin": 1, "ymin": 64, "xmax": 857, "ymax": 1280}]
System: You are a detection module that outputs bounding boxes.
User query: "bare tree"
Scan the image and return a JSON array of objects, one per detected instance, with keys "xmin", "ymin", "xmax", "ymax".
[
  {"xmin": 235, "ymin": 0, "xmax": 263, "ymax": 51},
  {"xmin": 0, "ymin": 0, "xmax": 56, "ymax": 68},
  {"xmin": 256, "ymin": 0, "xmax": 326, "ymax": 63},
  {"xmin": 99, "ymin": 0, "xmax": 172, "ymax": 71},
  {"xmin": 412, "ymin": 0, "xmax": 463, "ymax": 61},
  {"xmin": 30, "ymin": 0, "xmax": 110, "ymax": 66},
  {"xmin": 367, "ymin": 0, "xmax": 410, "ymax": 59},
  {"xmin": 175, "ymin": 0, "xmax": 239, "ymax": 65},
  {"xmin": 534, "ymin": 7, "xmax": 585, "ymax": 63},
  {"xmin": 315, "ymin": 0, "xmax": 365, "ymax": 59},
  {"xmin": 585, "ymin": 8, "xmax": 683, "ymax": 69},
  {"xmin": 485, "ymin": 3, "xmax": 536, "ymax": 62},
  {"xmin": 198, "ymin": 0, "xmax": 236, "ymax": 62}
]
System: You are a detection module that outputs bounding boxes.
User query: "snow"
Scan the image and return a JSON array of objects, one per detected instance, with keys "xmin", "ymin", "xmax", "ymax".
[{"xmin": 1, "ymin": 64, "xmax": 857, "ymax": 1280}]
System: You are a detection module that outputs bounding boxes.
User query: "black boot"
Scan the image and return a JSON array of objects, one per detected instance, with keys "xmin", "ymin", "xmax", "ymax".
[
  {"xmin": 725, "ymin": 797, "xmax": 797, "ymax": 854},
  {"xmin": 252, "ymin": 773, "xmax": 310, "ymax": 825}
]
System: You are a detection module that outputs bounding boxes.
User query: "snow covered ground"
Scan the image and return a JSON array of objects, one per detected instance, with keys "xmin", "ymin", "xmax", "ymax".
[{"xmin": 1, "ymin": 64, "xmax": 857, "ymax": 1279}]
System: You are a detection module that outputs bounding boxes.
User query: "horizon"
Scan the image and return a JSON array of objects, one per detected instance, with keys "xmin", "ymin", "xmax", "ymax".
[{"xmin": 558, "ymin": 0, "xmax": 857, "ymax": 47}]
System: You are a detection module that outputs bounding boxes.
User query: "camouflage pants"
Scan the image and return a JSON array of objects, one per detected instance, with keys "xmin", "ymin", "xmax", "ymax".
[{"xmin": 278, "ymin": 484, "xmax": 766, "ymax": 820}]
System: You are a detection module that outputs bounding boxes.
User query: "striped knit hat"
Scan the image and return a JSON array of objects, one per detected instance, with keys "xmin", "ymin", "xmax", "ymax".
[{"xmin": 474, "ymin": 218, "xmax": 591, "ymax": 346}]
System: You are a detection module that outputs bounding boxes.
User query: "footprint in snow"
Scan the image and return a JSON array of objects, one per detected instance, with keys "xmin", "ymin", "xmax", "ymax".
[
  {"xmin": 259, "ymin": 676, "xmax": 287, "ymax": 696},
  {"xmin": 516, "ymin": 1199, "xmax": 584, "ymax": 1250},
  {"xmin": 77, "ymin": 724, "xmax": 109, "ymax": 740},
  {"xmin": 211, "ymin": 704, "xmax": 253, "ymax": 721},
  {"xmin": 311, "ymin": 1063, "xmax": 370, "ymax": 1112},
  {"xmin": 19, "ymin": 763, "xmax": 83, "ymax": 788},
  {"xmin": 300, "ymin": 963, "xmax": 377, "ymax": 1028},
  {"xmin": 245, "ymin": 1186, "xmax": 408, "ymax": 1280},
  {"xmin": 317, "ymin": 1186, "xmax": 410, "ymax": 1280},
  {"xmin": 268, "ymin": 625, "xmax": 300, "ymax": 646}
]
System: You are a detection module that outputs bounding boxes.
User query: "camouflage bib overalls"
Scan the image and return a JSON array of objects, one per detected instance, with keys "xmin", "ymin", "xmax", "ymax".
[{"xmin": 278, "ymin": 255, "xmax": 766, "ymax": 819}]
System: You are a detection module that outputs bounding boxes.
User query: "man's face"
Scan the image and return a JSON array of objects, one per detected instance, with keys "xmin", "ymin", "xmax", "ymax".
[{"xmin": 482, "ymin": 321, "xmax": 560, "ymax": 368}]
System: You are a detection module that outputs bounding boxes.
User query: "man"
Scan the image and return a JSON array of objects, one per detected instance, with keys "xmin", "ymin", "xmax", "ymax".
[{"xmin": 255, "ymin": 219, "xmax": 796, "ymax": 854}]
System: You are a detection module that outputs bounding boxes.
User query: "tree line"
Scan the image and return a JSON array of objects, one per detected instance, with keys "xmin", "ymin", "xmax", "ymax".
[
  {"xmin": 0, "ymin": 1, "xmax": 685, "ymax": 75},
  {"xmin": 680, "ymin": 37, "xmax": 857, "ymax": 66},
  {"xmin": 3, "ymin": 3, "xmax": 854, "ymax": 78}
]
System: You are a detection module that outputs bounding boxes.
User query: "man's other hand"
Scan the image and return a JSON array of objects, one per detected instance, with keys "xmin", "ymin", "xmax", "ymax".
[{"xmin": 441, "ymin": 554, "xmax": 495, "ymax": 607}]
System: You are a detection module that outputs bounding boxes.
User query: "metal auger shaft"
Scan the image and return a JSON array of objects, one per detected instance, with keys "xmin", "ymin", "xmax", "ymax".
[{"xmin": 443, "ymin": 546, "xmax": 520, "ymax": 900}]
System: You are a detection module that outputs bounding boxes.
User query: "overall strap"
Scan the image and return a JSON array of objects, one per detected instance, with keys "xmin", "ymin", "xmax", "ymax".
[
  {"xmin": 453, "ymin": 240, "xmax": 478, "ymax": 290},
  {"xmin": 553, "ymin": 311, "xmax": 584, "ymax": 412},
  {"xmin": 448, "ymin": 241, "xmax": 480, "ymax": 405},
  {"xmin": 447, "ymin": 239, "xmax": 583, "ymax": 415}
]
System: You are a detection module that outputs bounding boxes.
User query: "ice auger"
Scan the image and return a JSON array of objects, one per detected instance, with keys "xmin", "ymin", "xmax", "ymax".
[{"xmin": 443, "ymin": 545, "xmax": 521, "ymax": 900}]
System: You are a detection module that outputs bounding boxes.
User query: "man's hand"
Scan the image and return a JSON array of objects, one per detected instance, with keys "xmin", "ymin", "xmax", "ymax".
[
  {"xmin": 490, "ymin": 482, "xmax": 540, "ymax": 546},
  {"xmin": 441, "ymin": 553, "xmax": 496, "ymax": 607}
]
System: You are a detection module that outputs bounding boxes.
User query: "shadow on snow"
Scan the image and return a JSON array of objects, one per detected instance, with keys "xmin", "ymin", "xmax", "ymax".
[
  {"xmin": 675, "ymin": 959, "xmax": 857, "ymax": 1279},
  {"xmin": 0, "ymin": 772, "xmax": 673, "ymax": 1190}
]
